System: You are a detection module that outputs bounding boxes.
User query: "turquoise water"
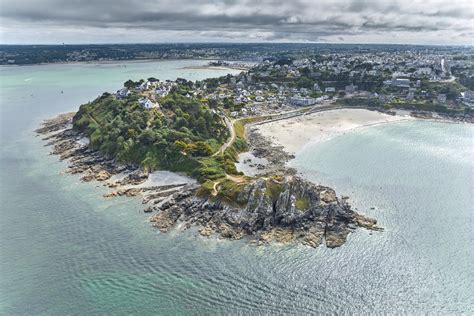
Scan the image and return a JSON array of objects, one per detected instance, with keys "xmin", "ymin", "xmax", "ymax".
[{"xmin": 1, "ymin": 61, "xmax": 473, "ymax": 314}]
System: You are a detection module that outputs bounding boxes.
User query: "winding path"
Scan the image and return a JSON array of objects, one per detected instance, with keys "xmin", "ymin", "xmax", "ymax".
[{"xmin": 212, "ymin": 116, "xmax": 236, "ymax": 156}]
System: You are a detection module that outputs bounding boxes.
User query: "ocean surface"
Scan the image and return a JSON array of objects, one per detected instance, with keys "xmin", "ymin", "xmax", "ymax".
[{"xmin": 1, "ymin": 60, "xmax": 473, "ymax": 314}]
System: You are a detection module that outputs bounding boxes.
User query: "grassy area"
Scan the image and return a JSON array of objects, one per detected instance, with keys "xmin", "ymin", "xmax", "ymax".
[
  {"xmin": 295, "ymin": 195, "xmax": 310, "ymax": 211},
  {"xmin": 265, "ymin": 179, "xmax": 285, "ymax": 201},
  {"xmin": 196, "ymin": 180, "xmax": 216, "ymax": 197},
  {"xmin": 216, "ymin": 178, "xmax": 248, "ymax": 206}
]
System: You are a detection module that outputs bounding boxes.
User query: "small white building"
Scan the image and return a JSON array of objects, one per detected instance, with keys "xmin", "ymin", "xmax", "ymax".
[
  {"xmin": 391, "ymin": 78, "xmax": 410, "ymax": 88},
  {"xmin": 155, "ymin": 88, "xmax": 168, "ymax": 97},
  {"xmin": 345, "ymin": 84, "xmax": 357, "ymax": 94},
  {"xmin": 139, "ymin": 97, "xmax": 158, "ymax": 109},
  {"xmin": 116, "ymin": 88, "xmax": 130, "ymax": 99},
  {"xmin": 463, "ymin": 90, "xmax": 474, "ymax": 103},
  {"xmin": 136, "ymin": 81, "xmax": 152, "ymax": 91}
]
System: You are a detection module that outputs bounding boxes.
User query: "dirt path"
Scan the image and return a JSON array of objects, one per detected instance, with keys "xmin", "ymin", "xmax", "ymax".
[
  {"xmin": 212, "ymin": 116, "xmax": 235, "ymax": 156},
  {"xmin": 211, "ymin": 181, "xmax": 220, "ymax": 196}
]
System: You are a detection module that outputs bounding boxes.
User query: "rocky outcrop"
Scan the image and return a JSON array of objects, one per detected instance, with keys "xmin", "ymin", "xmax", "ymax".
[
  {"xmin": 150, "ymin": 177, "xmax": 382, "ymax": 248},
  {"xmin": 36, "ymin": 113, "xmax": 139, "ymax": 185},
  {"xmin": 245, "ymin": 127, "xmax": 296, "ymax": 176}
]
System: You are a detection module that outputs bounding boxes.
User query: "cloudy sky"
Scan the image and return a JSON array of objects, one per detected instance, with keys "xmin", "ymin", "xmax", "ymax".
[{"xmin": 0, "ymin": 0, "xmax": 472, "ymax": 45}]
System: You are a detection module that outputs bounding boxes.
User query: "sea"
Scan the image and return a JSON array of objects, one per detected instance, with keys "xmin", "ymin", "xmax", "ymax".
[{"xmin": 1, "ymin": 60, "xmax": 473, "ymax": 314}]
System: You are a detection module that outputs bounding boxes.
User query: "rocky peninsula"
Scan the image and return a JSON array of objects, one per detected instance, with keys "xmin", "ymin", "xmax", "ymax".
[{"xmin": 36, "ymin": 111, "xmax": 382, "ymax": 249}]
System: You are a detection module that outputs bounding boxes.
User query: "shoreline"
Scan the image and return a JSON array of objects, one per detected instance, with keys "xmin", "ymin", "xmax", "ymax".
[
  {"xmin": 237, "ymin": 106, "xmax": 471, "ymax": 179},
  {"xmin": 0, "ymin": 58, "xmax": 253, "ymax": 68},
  {"xmin": 180, "ymin": 65, "xmax": 250, "ymax": 71},
  {"xmin": 36, "ymin": 111, "xmax": 382, "ymax": 249},
  {"xmin": 253, "ymin": 108, "xmax": 414, "ymax": 155}
]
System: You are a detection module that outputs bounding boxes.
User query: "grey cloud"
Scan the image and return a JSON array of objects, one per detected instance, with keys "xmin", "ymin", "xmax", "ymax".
[{"xmin": 0, "ymin": 0, "xmax": 472, "ymax": 44}]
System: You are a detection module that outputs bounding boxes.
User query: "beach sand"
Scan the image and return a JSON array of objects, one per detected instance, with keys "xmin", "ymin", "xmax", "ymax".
[{"xmin": 255, "ymin": 108, "xmax": 413, "ymax": 154}]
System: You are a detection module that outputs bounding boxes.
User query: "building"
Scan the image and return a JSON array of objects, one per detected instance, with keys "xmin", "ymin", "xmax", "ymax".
[
  {"xmin": 345, "ymin": 84, "xmax": 357, "ymax": 93},
  {"xmin": 325, "ymin": 87, "xmax": 336, "ymax": 93},
  {"xmin": 138, "ymin": 97, "xmax": 157, "ymax": 109},
  {"xmin": 437, "ymin": 94, "xmax": 447, "ymax": 103},
  {"xmin": 415, "ymin": 67, "xmax": 432, "ymax": 76},
  {"xmin": 116, "ymin": 88, "xmax": 130, "ymax": 99},
  {"xmin": 155, "ymin": 87, "xmax": 168, "ymax": 97},
  {"xmin": 136, "ymin": 81, "xmax": 152, "ymax": 91},
  {"xmin": 289, "ymin": 96, "xmax": 318, "ymax": 106},
  {"xmin": 462, "ymin": 90, "xmax": 474, "ymax": 105},
  {"xmin": 391, "ymin": 78, "xmax": 410, "ymax": 88}
]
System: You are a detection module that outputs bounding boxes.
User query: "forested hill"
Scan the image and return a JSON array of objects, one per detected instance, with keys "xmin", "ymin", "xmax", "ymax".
[{"xmin": 72, "ymin": 88, "xmax": 235, "ymax": 180}]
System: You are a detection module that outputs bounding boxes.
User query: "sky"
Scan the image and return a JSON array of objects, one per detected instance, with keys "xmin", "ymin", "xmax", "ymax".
[{"xmin": 0, "ymin": 0, "xmax": 473, "ymax": 45}]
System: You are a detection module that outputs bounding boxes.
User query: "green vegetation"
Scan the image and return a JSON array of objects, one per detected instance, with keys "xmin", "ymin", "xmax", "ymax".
[
  {"xmin": 265, "ymin": 179, "xmax": 285, "ymax": 201},
  {"xmin": 386, "ymin": 99, "xmax": 457, "ymax": 114},
  {"xmin": 196, "ymin": 180, "xmax": 216, "ymax": 197},
  {"xmin": 420, "ymin": 81, "xmax": 464, "ymax": 101},
  {"xmin": 73, "ymin": 88, "xmax": 231, "ymax": 181},
  {"xmin": 216, "ymin": 179, "xmax": 247, "ymax": 206},
  {"xmin": 336, "ymin": 97, "xmax": 383, "ymax": 108},
  {"xmin": 295, "ymin": 195, "xmax": 310, "ymax": 211}
]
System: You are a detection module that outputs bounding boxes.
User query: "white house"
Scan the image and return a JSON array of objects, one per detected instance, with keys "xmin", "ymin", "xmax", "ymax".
[
  {"xmin": 155, "ymin": 88, "xmax": 168, "ymax": 97},
  {"xmin": 136, "ymin": 81, "xmax": 152, "ymax": 92},
  {"xmin": 116, "ymin": 88, "xmax": 130, "ymax": 99},
  {"xmin": 139, "ymin": 97, "xmax": 157, "ymax": 109}
]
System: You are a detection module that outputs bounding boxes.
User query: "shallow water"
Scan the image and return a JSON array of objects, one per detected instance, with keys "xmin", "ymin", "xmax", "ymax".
[{"xmin": 1, "ymin": 61, "xmax": 473, "ymax": 314}]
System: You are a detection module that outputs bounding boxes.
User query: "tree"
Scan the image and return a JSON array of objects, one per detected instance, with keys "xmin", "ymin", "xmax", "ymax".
[
  {"xmin": 124, "ymin": 80, "xmax": 135, "ymax": 89},
  {"xmin": 296, "ymin": 76, "xmax": 313, "ymax": 89},
  {"xmin": 139, "ymin": 129, "xmax": 156, "ymax": 145},
  {"xmin": 196, "ymin": 117, "xmax": 207, "ymax": 132}
]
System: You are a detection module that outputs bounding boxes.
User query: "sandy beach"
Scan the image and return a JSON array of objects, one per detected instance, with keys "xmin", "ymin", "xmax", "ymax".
[{"xmin": 255, "ymin": 108, "xmax": 413, "ymax": 154}]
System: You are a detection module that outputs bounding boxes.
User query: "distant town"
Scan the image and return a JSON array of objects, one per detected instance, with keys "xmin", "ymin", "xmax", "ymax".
[{"xmin": 92, "ymin": 44, "xmax": 474, "ymax": 121}]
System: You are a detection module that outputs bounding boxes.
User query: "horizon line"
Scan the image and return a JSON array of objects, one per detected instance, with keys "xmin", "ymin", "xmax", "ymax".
[{"xmin": 1, "ymin": 42, "xmax": 473, "ymax": 47}]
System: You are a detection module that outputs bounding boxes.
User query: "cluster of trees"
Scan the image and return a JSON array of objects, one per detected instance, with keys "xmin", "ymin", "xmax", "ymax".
[
  {"xmin": 73, "ymin": 89, "xmax": 229, "ymax": 178},
  {"xmin": 420, "ymin": 81, "xmax": 464, "ymax": 101}
]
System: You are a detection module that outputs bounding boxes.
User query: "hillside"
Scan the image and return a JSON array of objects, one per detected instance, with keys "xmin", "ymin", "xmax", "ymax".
[{"xmin": 72, "ymin": 88, "xmax": 234, "ymax": 181}]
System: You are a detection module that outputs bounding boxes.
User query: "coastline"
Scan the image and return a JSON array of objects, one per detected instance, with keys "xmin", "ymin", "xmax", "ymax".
[
  {"xmin": 180, "ymin": 65, "xmax": 250, "ymax": 71},
  {"xmin": 0, "ymin": 58, "xmax": 252, "ymax": 68},
  {"xmin": 36, "ymin": 111, "xmax": 382, "ymax": 249},
  {"xmin": 253, "ymin": 108, "xmax": 414, "ymax": 155}
]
